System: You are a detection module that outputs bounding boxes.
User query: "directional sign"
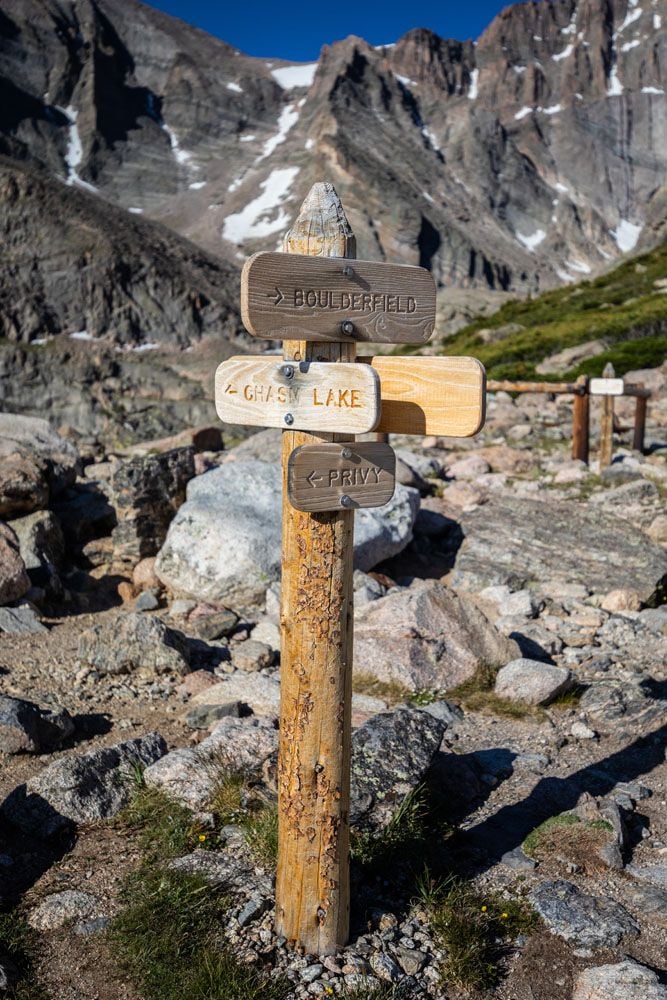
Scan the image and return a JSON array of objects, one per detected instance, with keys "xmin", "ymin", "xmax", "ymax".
[
  {"xmin": 590, "ymin": 377, "xmax": 624, "ymax": 396},
  {"xmin": 288, "ymin": 443, "xmax": 396, "ymax": 512},
  {"xmin": 241, "ymin": 252, "xmax": 436, "ymax": 344},
  {"xmin": 215, "ymin": 356, "xmax": 381, "ymax": 434},
  {"xmin": 360, "ymin": 356, "xmax": 486, "ymax": 437}
]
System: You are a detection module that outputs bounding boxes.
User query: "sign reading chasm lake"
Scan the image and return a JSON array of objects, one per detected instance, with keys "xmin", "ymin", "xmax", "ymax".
[
  {"xmin": 215, "ymin": 356, "xmax": 381, "ymax": 434},
  {"xmin": 288, "ymin": 443, "xmax": 396, "ymax": 512},
  {"xmin": 241, "ymin": 252, "xmax": 437, "ymax": 344}
]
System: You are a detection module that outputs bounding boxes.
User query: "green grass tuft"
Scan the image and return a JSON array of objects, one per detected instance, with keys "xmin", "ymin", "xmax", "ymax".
[
  {"xmin": 110, "ymin": 867, "xmax": 289, "ymax": 1000},
  {"xmin": 351, "ymin": 785, "xmax": 427, "ymax": 872},
  {"xmin": 119, "ymin": 782, "xmax": 205, "ymax": 862},
  {"xmin": 417, "ymin": 874, "xmax": 538, "ymax": 991},
  {"xmin": 446, "ymin": 665, "xmax": 540, "ymax": 719},
  {"xmin": 0, "ymin": 910, "xmax": 49, "ymax": 999},
  {"xmin": 522, "ymin": 813, "xmax": 581, "ymax": 856}
]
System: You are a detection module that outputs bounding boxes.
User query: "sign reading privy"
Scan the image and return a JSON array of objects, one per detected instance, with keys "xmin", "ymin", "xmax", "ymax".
[
  {"xmin": 288, "ymin": 443, "xmax": 396, "ymax": 512},
  {"xmin": 360, "ymin": 356, "xmax": 486, "ymax": 437},
  {"xmin": 215, "ymin": 356, "xmax": 381, "ymax": 434},
  {"xmin": 241, "ymin": 252, "xmax": 436, "ymax": 344}
]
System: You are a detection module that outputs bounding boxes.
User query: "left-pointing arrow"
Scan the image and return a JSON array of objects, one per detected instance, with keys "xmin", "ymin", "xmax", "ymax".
[
  {"xmin": 306, "ymin": 470, "xmax": 322, "ymax": 487},
  {"xmin": 270, "ymin": 287, "xmax": 284, "ymax": 305}
]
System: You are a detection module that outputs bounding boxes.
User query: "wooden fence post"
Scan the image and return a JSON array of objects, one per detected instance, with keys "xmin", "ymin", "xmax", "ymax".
[
  {"xmin": 633, "ymin": 386, "xmax": 647, "ymax": 453},
  {"xmin": 599, "ymin": 362, "xmax": 615, "ymax": 468},
  {"xmin": 275, "ymin": 183, "xmax": 354, "ymax": 955},
  {"xmin": 572, "ymin": 374, "xmax": 590, "ymax": 463}
]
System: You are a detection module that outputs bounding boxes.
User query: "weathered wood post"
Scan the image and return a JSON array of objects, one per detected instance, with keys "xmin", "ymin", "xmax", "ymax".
[
  {"xmin": 275, "ymin": 183, "xmax": 355, "ymax": 954},
  {"xmin": 633, "ymin": 386, "xmax": 647, "ymax": 453},
  {"xmin": 572, "ymin": 374, "xmax": 590, "ymax": 463},
  {"xmin": 599, "ymin": 362, "xmax": 616, "ymax": 468}
]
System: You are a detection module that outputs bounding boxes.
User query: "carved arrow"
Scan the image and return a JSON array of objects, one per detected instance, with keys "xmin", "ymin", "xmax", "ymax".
[
  {"xmin": 270, "ymin": 287, "xmax": 285, "ymax": 305},
  {"xmin": 306, "ymin": 470, "xmax": 323, "ymax": 487}
]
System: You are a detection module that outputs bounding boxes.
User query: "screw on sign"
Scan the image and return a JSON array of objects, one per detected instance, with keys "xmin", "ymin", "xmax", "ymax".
[{"xmin": 214, "ymin": 181, "xmax": 486, "ymax": 955}]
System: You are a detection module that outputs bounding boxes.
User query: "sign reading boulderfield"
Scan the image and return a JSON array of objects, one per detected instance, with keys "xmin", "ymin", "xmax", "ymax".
[
  {"xmin": 288, "ymin": 442, "xmax": 395, "ymax": 512},
  {"xmin": 241, "ymin": 251, "xmax": 436, "ymax": 344},
  {"xmin": 215, "ymin": 356, "xmax": 381, "ymax": 434}
]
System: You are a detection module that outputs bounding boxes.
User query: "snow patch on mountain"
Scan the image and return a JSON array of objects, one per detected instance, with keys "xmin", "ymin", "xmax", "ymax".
[
  {"xmin": 222, "ymin": 166, "xmax": 300, "ymax": 244},
  {"xmin": 259, "ymin": 105, "xmax": 299, "ymax": 160},
  {"xmin": 271, "ymin": 64, "xmax": 318, "ymax": 89},
  {"xmin": 612, "ymin": 219, "xmax": 642, "ymax": 252}
]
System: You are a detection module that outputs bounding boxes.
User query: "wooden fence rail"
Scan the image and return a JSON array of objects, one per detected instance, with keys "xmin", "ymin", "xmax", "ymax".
[{"xmin": 485, "ymin": 368, "xmax": 652, "ymax": 467}]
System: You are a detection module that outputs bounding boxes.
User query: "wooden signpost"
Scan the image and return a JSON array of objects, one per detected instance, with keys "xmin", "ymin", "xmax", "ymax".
[
  {"xmin": 241, "ymin": 251, "xmax": 436, "ymax": 344},
  {"xmin": 288, "ymin": 442, "xmax": 395, "ymax": 512},
  {"xmin": 214, "ymin": 181, "xmax": 486, "ymax": 956}
]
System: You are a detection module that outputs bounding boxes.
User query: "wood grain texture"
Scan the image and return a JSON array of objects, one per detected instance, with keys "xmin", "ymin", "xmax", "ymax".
[
  {"xmin": 361, "ymin": 355, "xmax": 486, "ymax": 437},
  {"xmin": 214, "ymin": 356, "xmax": 380, "ymax": 434},
  {"xmin": 572, "ymin": 375, "xmax": 590, "ymax": 463},
  {"xmin": 288, "ymin": 442, "xmax": 396, "ymax": 512},
  {"xmin": 633, "ymin": 392, "xmax": 647, "ymax": 453},
  {"xmin": 241, "ymin": 251, "xmax": 436, "ymax": 344},
  {"xmin": 275, "ymin": 181, "xmax": 355, "ymax": 956},
  {"xmin": 599, "ymin": 362, "xmax": 615, "ymax": 469}
]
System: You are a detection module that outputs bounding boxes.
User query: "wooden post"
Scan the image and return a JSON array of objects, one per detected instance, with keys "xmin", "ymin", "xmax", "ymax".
[
  {"xmin": 275, "ymin": 183, "xmax": 354, "ymax": 955},
  {"xmin": 633, "ymin": 386, "xmax": 647, "ymax": 453},
  {"xmin": 599, "ymin": 362, "xmax": 615, "ymax": 468},
  {"xmin": 572, "ymin": 374, "xmax": 590, "ymax": 463}
]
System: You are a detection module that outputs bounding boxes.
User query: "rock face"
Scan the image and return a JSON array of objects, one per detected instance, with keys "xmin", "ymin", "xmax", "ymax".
[
  {"xmin": 2, "ymin": 733, "xmax": 167, "ymax": 837},
  {"xmin": 0, "ymin": 414, "xmax": 78, "ymax": 499},
  {"xmin": 110, "ymin": 446, "xmax": 195, "ymax": 564},
  {"xmin": 354, "ymin": 580, "xmax": 519, "ymax": 691},
  {"xmin": 0, "ymin": 695, "xmax": 74, "ymax": 754},
  {"xmin": 494, "ymin": 658, "xmax": 572, "ymax": 705},
  {"xmin": 155, "ymin": 461, "xmax": 418, "ymax": 605},
  {"xmin": 573, "ymin": 960, "xmax": 667, "ymax": 1000},
  {"xmin": 350, "ymin": 707, "xmax": 447, "ymax": 831},
  {"xmin": 77, "ymin": 613, "xmax": 190, "ymax": 676},
  {"xmin": 0, "ymin": 522, "xmax": 30, "ymax": 606},
  {"xmin": 452, "ymin": 495, "xmax": 667, "ymax": 603}
]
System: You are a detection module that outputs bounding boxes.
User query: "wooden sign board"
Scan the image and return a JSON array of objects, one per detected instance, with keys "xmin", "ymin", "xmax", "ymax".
[
  {"xmin": 590, "ymin": 377, "xmax": 624, "ymax": 396},
  {"xmin": 215, "ymin": 356, "xmax": 381, "ymax": 434},
  {"xmin": 241, "ymin": 252, "xmax": 436, "ymax": 344},
  {"xmin": 360, "ymin": 356, "xmax": 486, "ymax": 437},
  {"xmin": 288, "ymin": 443, "xmax": 396, "ymax": 512}
]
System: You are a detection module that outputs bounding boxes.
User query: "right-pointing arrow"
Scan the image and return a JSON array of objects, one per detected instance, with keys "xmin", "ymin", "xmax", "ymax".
[{"xmin": 270, "ymin": 287, "xmax": 284, "ymax": 306}]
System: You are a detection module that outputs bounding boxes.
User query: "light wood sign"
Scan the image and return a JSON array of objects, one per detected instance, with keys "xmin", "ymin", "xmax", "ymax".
[
  {"xmin": 241, "ymin": 251, "xmax": 436, "ymax": 344},
  {"xmin": 215, "ymin": 356, "xmax": 381, "ymax": 434},
  {"xmin": 360, "ymin": 356, "xmax": 486, "ymax": 437},
  {"xmin": 590, "ymin": 377, "xmax": 624, "ymax": 396},
  {"xmin": 288, "ymin": 442, "xmax": 396, "ymax": 512}
]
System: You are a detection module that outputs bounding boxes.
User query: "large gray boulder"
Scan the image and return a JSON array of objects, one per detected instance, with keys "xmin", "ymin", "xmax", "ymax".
[
  {"xmin": 451, "ymin": 495, "xmax": 667, "ymax": 603},
  {"xmin": 155, "ymin": 461, "xmax": 419, "ymax": 605},
  {"xmin": 0, "ymin": 695, "xmax": 74, "ymax": 754},
  {"xmin": 351, "ymin": 707, "xmax": 447, "ymax": 832},
  {"xmin": 144, "ymin": 717, "xmax": 278, "ymax": 810},
  {"xmin": 77, "ymin": 613, "xmax": 190, "ymax": 676},
  {"xmin": 2, "ymin": 733, "xmax": 166, "ymax": 837},
  {"xmin": 529, "ymin": 880, "xmax": 639, "ymax": 951},
  {"xmin": 494, "ymin": 658, "xmax": 572, "ymax": 706},
  {"xmin": 0, "ymin": 414, "xmax": 78, "ymax": 500},
  {"xmin": 573, "ymin": 960, "xmax": 667, "ymax": 1000},
  {"xmin": 354, "ymin": 580, "xmax": 519, "ymax": 691}
]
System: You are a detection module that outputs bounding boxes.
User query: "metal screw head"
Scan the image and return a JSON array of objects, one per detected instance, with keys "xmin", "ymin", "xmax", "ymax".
[
  {"xmin": 284, "ymin": 413, "xmax": 294, "ymax": 425},
  {"xmin": 342, "ymin": 265, "xmax": 353, "ymax": 277},
  {"xmin": 341, "ymin": 447, "xmax": 353, "ymax": 459},
  {"xmin": 340, "ymin": 494, "xmax": 353, "ymax": 507},
  {"xmin": 340, "ymin": 321, "xmax": 354, "ymax": 336},
  {"xmin": 281, "ymin": 364, "xmax": 295, "ymax": 378}
]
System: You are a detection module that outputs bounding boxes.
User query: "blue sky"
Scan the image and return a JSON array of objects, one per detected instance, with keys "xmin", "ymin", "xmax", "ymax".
[{"xmin": 148, "ymin": 0, "xmax": 514, "ymax": 61}]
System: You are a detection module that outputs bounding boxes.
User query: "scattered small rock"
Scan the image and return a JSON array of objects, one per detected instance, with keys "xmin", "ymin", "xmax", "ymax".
[
  {"xmin": 494, "ymin": 658, "xmax": 572, "ymax": 706},
  {"xmin": 78, "ymin": 613, "xmax": 190, "ymax": 676},
  {"xmin": 28, "ymin": 890, "xmax": 105, "ymax": 931}
]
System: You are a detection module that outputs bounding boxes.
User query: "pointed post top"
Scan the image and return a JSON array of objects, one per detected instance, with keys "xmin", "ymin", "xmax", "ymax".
[
  {"xmin": 283, "ymin": 181, "xmax": 356, "ymax": 259},
  {"xmin": 603, "ymin": 361, "xmax": 615, "ymax": 378}
]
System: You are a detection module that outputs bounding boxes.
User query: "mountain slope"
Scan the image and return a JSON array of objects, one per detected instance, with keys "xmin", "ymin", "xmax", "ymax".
[
  {"xmin": 431, "ymin": 241, "xmax": 667, "ymax": 380},
  {"xmin": 1, "ymin": 0, "xmax": 666, "ymax": 304}
]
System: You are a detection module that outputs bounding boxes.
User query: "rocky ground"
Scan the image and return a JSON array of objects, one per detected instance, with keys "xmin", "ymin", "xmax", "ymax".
[{"xmin": 0, "ymin": 363, "xmax": 666, "ymax": 999}]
